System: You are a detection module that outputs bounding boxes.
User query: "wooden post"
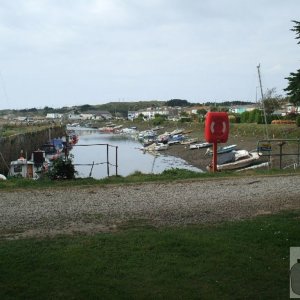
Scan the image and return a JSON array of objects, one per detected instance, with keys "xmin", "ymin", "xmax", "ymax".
[
  {"xmin": 115, "ymin": 146, "xmax": 118, "ymax": 176},
  {"xmin": 106, "ymin": 144, "xmax": 110, "ymax": 177},
  {"xmin": 212, "ymin": 141, "xmax": 218, "ymax": 172}
]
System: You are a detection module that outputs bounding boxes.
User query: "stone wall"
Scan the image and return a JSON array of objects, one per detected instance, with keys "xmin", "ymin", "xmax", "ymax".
[{"xmin": 0, "ymin": 126, "xmax": 65, "ymax": 175}]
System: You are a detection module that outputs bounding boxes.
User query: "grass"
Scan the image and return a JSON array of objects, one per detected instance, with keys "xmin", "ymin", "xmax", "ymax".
[
  {"xmin": 0, "ymin": 210, "xmax": 299, "ymax": 299},
  {"xmin": 1, "ymin": 167, "xmax": 300, "ymax": 190}
]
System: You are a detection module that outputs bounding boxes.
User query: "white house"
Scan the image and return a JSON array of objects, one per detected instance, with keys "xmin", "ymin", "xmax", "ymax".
[
  {"xmin": 138, "ymin": 107, "xmax": 170, "ymax": 120},
  {"xmin": 284, "ymin": 103, "xmax": 300, "ymax": 115},
  {"xmin": 127, "ymin": 111, "xmax": 139, "ymax": 121},
  {"xmin": 46, "ymin": 113, "xmax": 63, "ymax": 119},
  {"xmin": 68, "ymin": 114, "xmax": 82, "ymax": 120},
  {"xmin": 80, "ymin": 113, "xmax": 95, "ymax": 120}
]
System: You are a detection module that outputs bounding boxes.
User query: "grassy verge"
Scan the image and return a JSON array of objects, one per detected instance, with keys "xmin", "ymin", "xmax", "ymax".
[
  {"xmin": 1, "ymin": 167, "xmax": 300, "ymax": 190},
  {"xmin": 0, "ymin": 210, "xmax": 298, "ymax": 299}
]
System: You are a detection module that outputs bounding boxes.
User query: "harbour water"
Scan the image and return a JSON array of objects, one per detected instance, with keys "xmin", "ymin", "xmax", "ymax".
[{"xmin": 69, "ymin": 128, "xmax": 203, "ymax": 179}]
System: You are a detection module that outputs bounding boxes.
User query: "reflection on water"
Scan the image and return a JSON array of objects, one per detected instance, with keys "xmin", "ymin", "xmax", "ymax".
[{"xmin": 70, "ymin": 128, "xmax": 203, "ymax": 179}]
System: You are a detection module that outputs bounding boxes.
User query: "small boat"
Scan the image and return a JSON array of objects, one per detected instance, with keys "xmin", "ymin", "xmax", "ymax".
[
  {"xmin": 170, "ymin": 129, "xmax": 184, "ymax": 135},
  {"xmin": 40, "ymin": 143, "xmax": 63, "ymax": 161},
  {"xmin": 217, "ymin": 150, "xmax": 249, "ymax": 165},
  {"xmin": 205, "ymin": 144, "xmax": 237, "ymax": 155},
  {"xmin": 180, "ymin": 138, "xmax": 198, "ymax": 145},
  {"xmin": 0, "ymin": 174, "xmax": 7, "ymax": 180},
  {"xmin": 168, "ymin": 134, "xmax": 184, "ymax": 145},
  {"xmin": 9, "ymin": 150, "xmax": 50, "ymax": 179},
  {"xmin": 207, "ymin": 151, "xmax": 260, "ymax": 171},
  {"xmin": 189, "ymin": 142, "xmax": 212, "ymax": 150},
  {"xmin": 154, "ymin": 143, "xmax": 169, "ymax": 151}
]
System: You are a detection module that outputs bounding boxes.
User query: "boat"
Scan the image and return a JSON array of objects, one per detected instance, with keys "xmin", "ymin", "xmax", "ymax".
[
  {"xmin": 205, "ymin": 144, "xmax": 237, "ymax": 155},
  {"xmin": 9, "ymin": 150, "xmax": 50, "ymax": 179},
  {"xmin": 180, "ymin": 138, "xmax": 198, "ymax": 145},
  {"xmin": 207, "ymin": 151, "xmax": 260, "ymax": 171},
  {"xmin": 68, "ymin": 132, "xmax": 79, "ymax": 145},
  {"xmin": 0, "ymin": 174, "xmax": 7, "ymax": 180},
  {"xmin": 217, "ymin": 150, "xmax": 249, "ymax": 165},
  {"xmin": 170, "ymin": 129, "xmax": 184, "ymax": 135},
  {"xmin": 40, "ymin": 141, "xmax": 64, "ymax": 161},
  {"xmin": 189, "ymin": 142, "xmax": 212, "ymax": 150},
  {"xmin": 154, "ymin": 143, "xmax": 169, "ymax": 151},
  {"xmin": 168, "ymin": 134, "xmax": 184, "ymax": 145}
]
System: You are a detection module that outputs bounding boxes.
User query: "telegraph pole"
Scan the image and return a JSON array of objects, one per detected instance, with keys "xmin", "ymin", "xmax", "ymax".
[{"xmin": 257, "ymin": 64, "xmax": 269, "ymax": 139}]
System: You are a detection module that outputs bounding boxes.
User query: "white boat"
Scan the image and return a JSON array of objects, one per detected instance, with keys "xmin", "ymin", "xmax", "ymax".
[
  {"xmin": 154, "ymin": 143, "xmax": 169, "ymax": 151},
  {"xmin": 189, "ymin": 142, "xmax": 212, "ymax": 150},
  {"xmin": 205, "ymin": 144, "xmax": 237, "ymax": 155},
  {"xmin": 180, "ymin": 138, "xmax": 198, "ymax": 145},
  {"xmin": 170, "ymin": 129, "xmax": 184, "ymax": 135},
  {"xmin": 207, "ymin": 151, "xmax": 260, "ymax": 171},
  {"xmin": 9, "ymin": 150, "xmax": 50, "ymax": 179},
  {"xmin": 0, "ymin": 174, "xmax": 7, "ymax": 180},
  {"xmin": 217, "ymin": 150, "xmax": 250, "ymax": 165}
]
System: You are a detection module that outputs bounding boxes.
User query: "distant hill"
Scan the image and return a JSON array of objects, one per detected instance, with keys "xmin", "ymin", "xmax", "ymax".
[
  {"xmin": 204, "ymin": 101, "xmax": 255, "ymax": 106},
  {"xmin": 0, "ymin": 100, "xmax": 255, "ymax": 117}
]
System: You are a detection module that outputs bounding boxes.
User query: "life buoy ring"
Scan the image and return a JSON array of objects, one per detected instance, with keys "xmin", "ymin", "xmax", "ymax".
[{"xmin": 210, "ymin": 121, "xmax": 227, "ymax": 135}]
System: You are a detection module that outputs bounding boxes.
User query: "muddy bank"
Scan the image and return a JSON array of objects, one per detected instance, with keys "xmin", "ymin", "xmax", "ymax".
[{"xmin": 164, "ymin": 136, "xmax": 261, "ymax": 171}]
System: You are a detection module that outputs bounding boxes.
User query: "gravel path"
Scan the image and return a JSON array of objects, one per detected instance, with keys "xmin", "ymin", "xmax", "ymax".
[{"xmin": 1, "ymin": 175, "xmax": 300, "ymax": 239}]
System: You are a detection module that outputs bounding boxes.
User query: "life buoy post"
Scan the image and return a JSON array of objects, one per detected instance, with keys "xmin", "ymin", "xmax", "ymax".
[{"xmin": 205, "ymin": 112, "xmax": 229, "ymax": 172}]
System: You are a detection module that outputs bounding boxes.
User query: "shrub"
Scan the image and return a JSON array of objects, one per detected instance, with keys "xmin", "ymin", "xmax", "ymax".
[{"xmin": 48, "ymin": 155, "xmax": 77, "ymax": 180}]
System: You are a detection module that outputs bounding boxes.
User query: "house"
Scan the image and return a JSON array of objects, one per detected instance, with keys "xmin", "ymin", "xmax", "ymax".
[
  {"xmin": 94, "ymin": 111, "xmax": 113, "ymax": 120},
  {"xmin": 46, "ymin": 113, "xmax": 63, "ymax": 119},
  {"xmin": 283, "ymin": 103, "xmax": 300, "ymax": 115},
  {"xmin": 68, "ymin": 113, "xmax": 82, "ymax": 120},
  {"xmin": 138, "ymin": 107, "xmax": 170, "ymax": 120},
  {"xmin": 80, "ymin": 113, "xmax": 95, "ymax": 120},
  {"xmin": 229, "ymin": 105, "xmax": 257, "ymax": 114},
  {"xmin": 127, "ymin": 111, "xmax": 139, "ymax": 121},
  {"xmin": 15, "ymin": 116, "xmax": 28, "ymax": 122}
]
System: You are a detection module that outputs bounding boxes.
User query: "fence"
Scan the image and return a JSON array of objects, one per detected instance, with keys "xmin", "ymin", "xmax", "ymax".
[
  {"xmin": 257, "ymin": 139, "xmax": 300, "ymax": 169},
  {"xmin": 69, "ymin": 143, "xmax": 118, "ymax": 177}
]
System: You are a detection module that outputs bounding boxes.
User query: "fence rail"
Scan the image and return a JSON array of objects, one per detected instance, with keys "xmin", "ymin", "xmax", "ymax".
[
  {"xmin": 68, "ymin": 143, "xmax": 118, "ymax": 177},
  {"xmin": 257, "ymin": 139, "xmax": 300, "ymax": 169}
]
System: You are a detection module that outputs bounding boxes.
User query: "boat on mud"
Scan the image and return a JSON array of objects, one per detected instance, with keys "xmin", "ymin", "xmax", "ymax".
[
  {"xmin": 206, "ymin": 150, "xmax": 260, "ymax": 171},
  {"xmin": 189, "ymin": 142, "xmax": 212, "ymax": 150},
  {"xmin": 205, "ymin": 144, "xmax": 237, "ymax": 155}
]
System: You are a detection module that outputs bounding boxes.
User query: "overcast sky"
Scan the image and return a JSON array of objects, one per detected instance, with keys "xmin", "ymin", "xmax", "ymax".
[{"xmin": 0, "ymin": 0, "xmax": 299, "ymax": 109}]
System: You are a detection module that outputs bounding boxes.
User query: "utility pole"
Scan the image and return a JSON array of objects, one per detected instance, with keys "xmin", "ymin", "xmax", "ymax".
[{"xmin": 257, "ymin": 64, "xmax": 269, "ymax": 139}]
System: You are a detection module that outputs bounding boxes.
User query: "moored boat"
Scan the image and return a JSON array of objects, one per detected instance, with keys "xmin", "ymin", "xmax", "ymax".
[
  {"xmin": 189, "ymin": 142, "xmax": 212, "ymax": 150},
  {"xmin": 9, "ymin": 150, "xmax": 50, "ymax": 179},
  {"xmin": 0, "ymin": 174, "xmax": 7, "ymax": 180},
  {"xmin": 180, "ymin": 138, "xmax": 198, "ymax": 145},
  {"xmin": 207, "ymin": 151, "xmax": 260, "ymax": 171},
  {"xmin": 205, "ymin": 144, "xmax": 237, "ymax": 155},
  {"xmin": 154, "ymin": 143, "xmax": 169, "ymax": 151}
]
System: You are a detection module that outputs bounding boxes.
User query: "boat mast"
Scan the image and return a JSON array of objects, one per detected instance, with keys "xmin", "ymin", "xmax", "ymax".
[{"xmin": 257, "ymin": 64, "xmax": 269, "ymax": 139}]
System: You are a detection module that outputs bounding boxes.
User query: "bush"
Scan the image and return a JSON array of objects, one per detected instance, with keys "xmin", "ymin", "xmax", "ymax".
[{"xmin": 48, "ymin": 156, "xmax": 77, "ymax": 180}]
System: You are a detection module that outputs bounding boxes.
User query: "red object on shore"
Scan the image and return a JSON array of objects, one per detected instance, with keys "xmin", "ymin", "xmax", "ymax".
[
  {"xmin": 205, "ymin": 112, "xmax": 229, "ymax": 143},
  {"xmin": 205, "ymin": 112, "xmax": 229, "ymax": 172}
]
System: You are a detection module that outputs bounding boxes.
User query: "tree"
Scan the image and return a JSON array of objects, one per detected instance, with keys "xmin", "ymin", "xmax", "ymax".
[
  {"xmin": 165, "ymin": 99, "xmax": 190, "ymax": 107},
  {"xmin": 284, "ymin": 20, "xmax": 300, "ymax": 107},
  {"xmin": 262, "ymin": 88, "xmax": 281, "ymax": 116},
  {"xmin": 196, "ymin": 108, "xmax": 207, "ymax": 116}
]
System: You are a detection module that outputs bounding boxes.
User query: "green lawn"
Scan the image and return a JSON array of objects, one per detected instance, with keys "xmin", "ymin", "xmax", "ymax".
[{"xmin": 0, "ymin": 211, "xmax": 298, "ymax": 299}]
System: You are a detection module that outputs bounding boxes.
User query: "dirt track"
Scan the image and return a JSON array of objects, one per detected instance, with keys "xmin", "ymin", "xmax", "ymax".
[{"xmin": 1, "ymin": 174, "xmax": 300, "ymax": 239}]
